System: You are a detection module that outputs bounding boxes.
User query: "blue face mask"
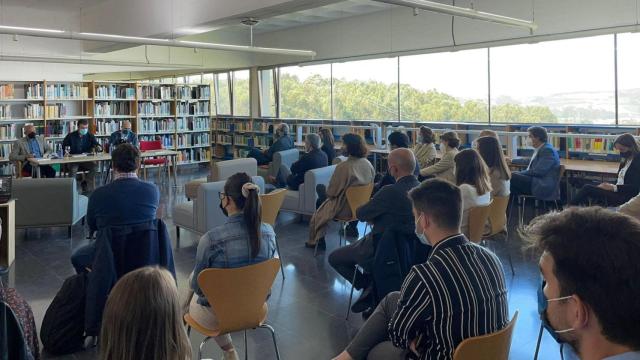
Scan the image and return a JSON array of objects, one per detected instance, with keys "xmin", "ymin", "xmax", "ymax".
[
  {"xmin": 537, "ymin": 281, "xmax": 574, "ymax": 344},
  {"xmin": 414, "ymin": 214, "xmax": 429, "ymax": 245},
  {"xmin": 79, "ymin": 128, "xmax": 89, "ymax": 136},
  {"xmin": 122, "ymin": 129, "xmax": 130, "ymax": 135}
]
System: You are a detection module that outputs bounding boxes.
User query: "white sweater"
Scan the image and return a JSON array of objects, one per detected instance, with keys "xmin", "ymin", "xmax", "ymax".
[{"xmin": 460, "ymin": 183, "xmax": 491, "ymax": 237}]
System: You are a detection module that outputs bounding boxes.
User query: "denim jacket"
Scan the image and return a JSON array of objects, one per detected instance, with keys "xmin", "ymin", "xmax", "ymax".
[{"xmin": 191, "ymin": 213, "xmax": 277, "ymax": 306}]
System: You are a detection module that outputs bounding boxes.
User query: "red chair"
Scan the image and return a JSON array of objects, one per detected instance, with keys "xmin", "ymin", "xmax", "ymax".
[{"xmin": 139, "ymin": 140, "xmax": 169, "ymax": 181}]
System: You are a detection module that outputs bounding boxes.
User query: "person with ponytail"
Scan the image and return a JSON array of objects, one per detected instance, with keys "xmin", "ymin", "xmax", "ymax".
[{"xmin": 188, "ymin": 172, "xmax": 276, "ymax": 360}]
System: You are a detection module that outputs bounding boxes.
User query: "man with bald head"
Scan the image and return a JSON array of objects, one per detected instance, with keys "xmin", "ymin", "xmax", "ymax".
[
  {"xmin": 329, "ymin": 148, "xmax": 420, "ymax": 313},
  {"xmin": 10, "ymin": 124, "xmax": 56, "ymax": 177},
  {"xmin": 109, "ymin": 119, "xmax": 138, "ymax": 151}
]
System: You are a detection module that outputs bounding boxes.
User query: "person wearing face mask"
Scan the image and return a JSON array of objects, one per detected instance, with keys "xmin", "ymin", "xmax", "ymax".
[
  {"xmin": 523, "ymin": 207, "xmax": 640, "ymax": 360},
  {"xmin": 328, "ymin": 148, "xmax": 419, "ymax": 314},
  {"xmin": 332, "ymin": 179, "xmax": 508, "ymax": 360},
  {"xmin": 510, "ymin": 126, "xmax": 561, "ymax": 200},
  {"xmin": 373, "ymin": 131, "xmax": 420, "ymax": 195},
  {"xmin": 108, "ymin": 120, "xmax": 138, "ymax": 151},
  {"xmin": 419, "ymin": 131, "xmax": 459, "ymax": 183},
  {"xmin": 413, "ymin": 126, "xmax": 437, "ymax": 170},
  {"xmin": 569, "ymin": 133, "xmax": 640, "ymax": 207},
  {"xmin": 62, "ymin": 119, "xmax": 101, "ymax": 192},
  {"xmin": 188, "ymin": 172, "xmax": 276, "ymax": 360},
  {"xmin": 276, "ymin": 133, "xmax": 327, "ymax": 190},
  {"xmin": 10, "ymin": 124, "xmax": 56, "ymax": 178},
  {"xmin": 246, "ymin": 123, "xmax": 294, "ymax": 166}
]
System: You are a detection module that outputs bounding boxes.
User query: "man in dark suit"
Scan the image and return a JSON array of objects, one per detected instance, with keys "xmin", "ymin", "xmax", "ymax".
[
  {"xmin": 247, "ymin": 123, "xmax": 294, "ymax": 165},
  {"xmin": 62, "ymin": 119, "xmax": 101, "ymax": 192},
  {"xmin": 277, "ymin": 133, "xmax": 327, "ymax": 190},
  {"xmin": 108, "ymin": 120, "xmax": 138, "ymax": 151},
  {"xmin": 510, "ymin": 126, "xmax": 561, "ymax": 200},
  {"xmin": 329, "ymin": 148, "xmax": 420, "ymax": 313}
]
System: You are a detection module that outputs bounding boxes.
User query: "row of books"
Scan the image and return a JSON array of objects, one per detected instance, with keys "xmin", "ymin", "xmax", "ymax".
[
  {"xmin": 138, "ymin": 102, "xmax": 171, "ymax": 116},
  {"xmin": 95, "ymin": 120, "xmax": 122, "ymax": 136},
  {"xmin": 177, "ymin": 117, "xmax": 209, "ymax": 132},
  {"xmin": 177, "ymin": 148, "xmax": 211, "ymax": 163},
  {"xmin": 137, "ymin": 85, "xmax": 174, "ymax": 100},
  {"xmin": 139, "ymin": 134, "xmax": 174, "ymax": 148},
  {"xmin": 95, "ymin": 85, "xmax": 135, "ymax": 99},
  {"xmin": 0, "ymin": 83, "xmax": 43, "ymax": 99},
  {"xmin": 0, "ymin": 144, "xmax": 12, "ymax": 159},
  {"xmin": 0, "ymin": 125, "xmax": 18, "ymax": 140},
  {"xmin": 216, "ymin": 134, "xmax": 233, "ymax": 144},
  {"xmin": 95, "ymin": 102, "xmax": 131, "ymax": 116},
  {"xmin": 45, "ymin": 122, "xmax": 77, "ymax": 137},
  {"xmin": 45, "ymin": 104, "xmax": 68, "ymax": 118},
  {"xmin": 234, "ymin": 121, "xmax": 271, "ymax": 133},
  {"xmin": 216, "ymin": 120, "xmax": 233, "ymax": 131},
  {"xmin": 176, "ymin": 133, "xmax": 210, "ymax": 147},
  {"xmin": 0, "ymin": 105, "xmax": 9, "ymax": 119},
  {"xmin": 46, "ymin": 84, "xmax": 89, "ymax": 99},
  {"xmin": 176, "ymin": 102, "xmax": 209, "ymax": 115},
  {"xmin": 176, "ymin": 85, "xmax": 210, "ymax": 100},
  {"xmin": 233, "ymin": 134, "xmax": 269, "ymax": 147},
  {"xmin": 139, "ymin": 119, "xmax": 175, "ymax": 133},
  {"xmin": 566, "ymin": 137, "xmax": 616, "ymax": 154}
]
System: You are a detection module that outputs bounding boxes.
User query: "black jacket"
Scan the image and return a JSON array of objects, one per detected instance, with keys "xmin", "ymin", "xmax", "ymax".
[
  {"xmin": 62, "ymin": 131, "xmax": 99, "ymax": 155},
  {"xmin": 357, "ymin": 175, "xmax": 420, "ymax": 236},
  {"xmin": 373, "ymin": 161, "xmax": 421, "ymax": 194},
  {"xmin": 321, "ymin": 144, "xmax": 336, "ymax": 165},
  {"xmin": 287, "ymin": 148, "xmax": 328, "ymax": 190},
  {"xmin": 617, "ymin": 156, "xmax": 640, "ymax": 199}
]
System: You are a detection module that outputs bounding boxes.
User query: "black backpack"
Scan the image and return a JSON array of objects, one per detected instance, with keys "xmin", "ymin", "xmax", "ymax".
[{"xmin": 40, "ymin": 273, "xmax": 87, "ymax": 356}]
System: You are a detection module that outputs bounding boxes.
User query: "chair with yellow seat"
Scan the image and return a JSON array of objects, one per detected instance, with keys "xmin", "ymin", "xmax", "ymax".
[
  {"xmin": 453, "ymin": 311, "xmax": 519, "ymax": 360},
  {"xmin": 468, "ymin": 201, "xmax": 493, "ymax": 244},
  {"xmin": 482, "ymin": 195, "xmax": 514, "ymax": 275},
  {"xmin": 316, "ymin": 183, "xmax": 374, "ymax": 256},
  {"xmin": 260, "ymin": 188, "xmax": 287, "ymax": 280},
  {"xmin": 184, "ymin": 258, "xmax": 282, "ymax": 360}
]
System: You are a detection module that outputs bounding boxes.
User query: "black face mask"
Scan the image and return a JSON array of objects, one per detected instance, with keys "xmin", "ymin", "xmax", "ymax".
[
  {"xmin": 621, "ymin": 151, "xmax": 633, "ymax": 159},
  {"xmin": 219, "ymin": 197, "xmax": 228, "ymax": 217},
  {"xmin": 27, "ymin": 132, "xmax": 36, "ymax": 139}
]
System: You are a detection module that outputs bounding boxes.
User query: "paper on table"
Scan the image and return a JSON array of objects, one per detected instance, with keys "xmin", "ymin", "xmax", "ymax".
[{"xmin": 71, "ymin": 154, "xmax": 88, "ymax": 158}]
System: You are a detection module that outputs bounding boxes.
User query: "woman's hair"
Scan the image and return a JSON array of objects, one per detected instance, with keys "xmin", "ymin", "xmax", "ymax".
[
  {"xmin": 319, "ymin": 127, "xmax": 334, "ymax": 148},
  {"xmin": 454, "ymin": 149, "xmax": 492, "ymax": 196},
  {"xmin": 224, "ymin": 172, "xmax": 262, "ymax": 258},
  {"xmin": 342, "ymin": 133, "xmax": 368, "ymax": 158},
  {"xmin": 476, "ymin": 136, "xmax": 511, "ymax": 180},
  {"xmin": 388, "ymin": 131, "xmax": 410, "ymax": 148},
  {"xmin": 479, "ymin": 129, "xmax": 498, "ymax": 138},
  {"xmin": 614, "ymin": 133, "xmax": 640, "ymax": 158},
  {"xmin": 440, "ymin": 131, "xmax": 460, "ymax": 149},
  {"xmin": 419, "ymin": 126, "xmax": 435, "ymax": 144},
  {"xmin": 99, "ymin": 267, "xmax": 191, "ymax": 360}
]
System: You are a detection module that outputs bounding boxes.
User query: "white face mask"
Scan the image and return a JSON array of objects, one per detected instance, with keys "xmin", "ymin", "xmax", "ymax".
[{"xmin": 414, "ymin": 214, "xmax": 429, "ymax": 245}]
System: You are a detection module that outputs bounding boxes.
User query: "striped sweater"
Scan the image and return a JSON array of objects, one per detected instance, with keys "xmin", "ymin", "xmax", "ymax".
[{"xmin": 388, "ymin": 234, "xmax": 509, "ymax": 360}]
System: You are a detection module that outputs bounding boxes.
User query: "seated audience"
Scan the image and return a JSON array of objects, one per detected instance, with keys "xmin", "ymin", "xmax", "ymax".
[
  {"xmin": 247, "ymin": 123, "xmax": 294, "ymax": 166},
  {"xmin": 332, "ymin": 179, "xmax": 508, "ymax": 360},
  {"xmin": 100, "ymin": 266, "xmax": 191, "ymax": 360},
  {"xmin": 70, "ymin": 143, "xmax": 159, "ymax": 273},
  {"xmin": 510, "ymin": 126, "xmax": 560, "ymax": 200},
  {"xmin": 108, "ymin": 120, "xmax": 138, "ymax": 151},
  {"xmin": 9, "ymin": 124, "xmax": 55, "ymax": 178},
  {"xmin": 523, "ymin": 207, "xmax": 640, "ymax": 360},
  {"xmin": 570, "ymin": 133, "xmax": 640, "ymax": 207},
  {"xmin": 374, "ymin": 131, "xmax": 419, "ymax": 193},
  {"xmin": 413, "ymin": 126, "xmax": 437, "ymax": 169},
  {"xmin": 420, "ymin": 131, "xmax": 459, "ymax": 183},
  {"xmin": 62, "ymin": 119, "xmax": 101, "ymax": 192},
  {"xmin": 319, "ymin": 127, "xmax": 336, "ymax": 165},
  {"xmin": 329, "ymin": 148, "xmax": 419, "ymax": 314},
  {"xmin": 277, "ymin": 133, "xmax": 327, "ymax": 190},
  {"xmin": 477, "ymin": 135, "xmax": 511, "ymax": 197},
  {"xmin": 454, "ymin": 149, "xmax": 492, "ymax": 237},
  {"xmin": 308, "ymin": 133, "xmax": 375, "ymax": 249},
  {"xmin": 189, "ymin": 173, "xmax": 276, "ymax": 360}
]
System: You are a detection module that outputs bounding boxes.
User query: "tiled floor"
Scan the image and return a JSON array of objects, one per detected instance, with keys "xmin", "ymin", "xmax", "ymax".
[{"xmin": 2, "ymin": 166, "xmax": 566, "ymax": 359}]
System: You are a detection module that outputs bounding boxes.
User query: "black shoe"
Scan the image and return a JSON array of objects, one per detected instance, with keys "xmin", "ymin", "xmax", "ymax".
[
  {"xmin": 351, "ymin": 286, "xmax": 373, "ymax": 313},
  {"xmin": 353, "ymin": 272, "xmax": 370, "ymax": 291},
  {"xmin": 305, "ymin": 238, "xmax": 326, "ymax": 250},
  {"xmin": 362, "ymin": 306, "xmax": 374, "ymax": 320},
  {"xmin": 345, "ymin": 226, "xmax": 359, "ymax": 238}
]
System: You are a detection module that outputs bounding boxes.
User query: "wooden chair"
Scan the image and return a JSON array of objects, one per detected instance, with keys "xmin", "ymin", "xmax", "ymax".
[
  {"xmin": 184, "ymin": 258, "xmax": 282, "ymax": 360},
  {"xmin": 316, "ymin": 183, "xmax": 374, "ymax": 256},
  {"xmin": 453, "ymin": 311, "xmax": 519, "ymax": 360},
  {"xmin": 483, "ymin": 195, "xmax": 514, "ymax": 275},
  {"xmin": 260, "ymin": 188, "xmax": 287, "ymax": 280},
  {"xmin": 468, "ymin": 202, "xmax": 492, "ymax": 244}
]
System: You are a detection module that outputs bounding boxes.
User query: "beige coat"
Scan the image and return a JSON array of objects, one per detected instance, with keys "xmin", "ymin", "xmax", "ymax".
[
  {"xmin": 308, "ymin": 156, "xmax": 375, "ymax": 245},
  {"xmin": 619, "ymin": 194, "xmax": 640, "ymax": 221},
  {"xmin": 413, "ymin": 143, "xmax": 437, "ymax": 169},
  {"xmin": 421, "ymin": 147, "xmax": 458, "ymax": 183}
]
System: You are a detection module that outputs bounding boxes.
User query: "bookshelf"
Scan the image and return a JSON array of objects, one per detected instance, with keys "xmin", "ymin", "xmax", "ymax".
[
  {"xmin": 93, "ymin": 80, "xmax": 137, "ymax": 151},
  {"xmin": 44, "ymin": 81, "xmax": 94, "ymax": 155}
]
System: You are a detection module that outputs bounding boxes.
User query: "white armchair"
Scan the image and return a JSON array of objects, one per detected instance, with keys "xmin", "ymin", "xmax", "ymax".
[
  {"xmin": 184, "ymin": 158, "xmax": 258, "ymax": 200},
  {"xmin": 281, "ymin": 165, "xmax": 336, "ymax": 215}
]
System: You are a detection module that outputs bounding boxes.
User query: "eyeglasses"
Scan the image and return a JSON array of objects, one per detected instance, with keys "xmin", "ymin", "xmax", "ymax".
[{"xmin": 218, "ymin": 192, "xmax": 226, "ymax": 200}]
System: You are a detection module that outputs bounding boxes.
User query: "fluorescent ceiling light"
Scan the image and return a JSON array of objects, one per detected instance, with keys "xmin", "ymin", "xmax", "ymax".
[
  {"xmin": 373, "ymin": 0, "xmax": 537, "ymax": 31},
  {"xmin": 78, "ymin": 32, "xmax": 171, "ymax": 42},
  {"xmin": 0, "ymin": 25, "xmax": 65, "ymax": 34}
]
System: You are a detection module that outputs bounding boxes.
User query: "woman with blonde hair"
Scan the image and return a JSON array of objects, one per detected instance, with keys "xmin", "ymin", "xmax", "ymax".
[
  {"xmin": 100, "ymin": 266, "xmax": 191, "ymax": 360},
  {"xmin": 476, "ymin": 136, "xmax": 511, "ymax": 197}
]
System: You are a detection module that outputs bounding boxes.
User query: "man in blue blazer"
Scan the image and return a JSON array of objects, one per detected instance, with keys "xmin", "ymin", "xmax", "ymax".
[{"xmin": 511, "ymin": 126, "xmax": 561, "ymax": 200}]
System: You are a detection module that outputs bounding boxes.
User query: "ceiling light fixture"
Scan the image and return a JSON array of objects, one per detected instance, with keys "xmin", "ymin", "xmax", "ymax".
[
  {"xmin": 373, "ymin": 0, "xmax": 537, "ymax": 31},
  {"xmin": 0, "ymin": 25, "xmax": 65, "ymax": 34}
]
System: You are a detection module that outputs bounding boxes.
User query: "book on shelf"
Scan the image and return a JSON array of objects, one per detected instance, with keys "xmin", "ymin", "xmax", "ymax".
[
  {"xmin": 45, "ymin": 104, "xmax": 67, "ymax": 118},
  {"xmin": 177, "ymin": 117, "xmax": 209, "ymax": 131},
  {"xmin": 216, "ymin": 134, "xmax": 233, "ymax": 144},
  {"xmin": 567, "ymin": 137, "xmax": 616, "ymax": 154},
  {"xmin": 137, "ymin": 85, "xmax": 174, "ymax": 100},
  {"xmin": 177, "ymin": 147, "xmax": 210, "ymax": 163},
  {"xmin": 0, "ymin": 104, "xmax": 9, "ymax": 119},
  {"xmin": 46, "ymin": 84, "xmax": 89, "ymax": 99},
  {"xmin": 95, "ymin": 84, "xmax": 135, "ymax": 99},
  {"xmin": 25, "ymin": 83, "xmax": 43, "ymax": 99},
  {"xmin": 0, "ymin": 124, "xmax": 18, "ymax": 139},
  {"xmin": 95, "ymin": 102, "xmax": 131, "ymax": 116},
  {"xmin": 139, "ymin": 118, "xmax": 176, "ymax": 133},
  {"xmin": 95, "ymin": 119, "xmax": 122, "ymax": 136},
  {"xmin": 0, "ymin": 144, "xmax": 12, "ymax": 159},
  {"xmin": 215, "ymin": 120, "xmax": 233, "ymax": 132},
  {"xmin": 176, "ymin": 101, "xmax": 209, "ymax": 115},
  {"xmin": 24, "ymin": 104, "xmax": 44, "ymax": 119},
  {"xmin": 0, "ymin": 84, "xmax": 15, "ymax": 99},
  {"xmin": 177, "ymin": 133, "xmax": 209, "ymax": 147},
  {"xmin": 138, "ymin": 102, "xmax": 171, "ymax": 116},
  {"xmin": 176, "ymin": 85, "xmax": 210, "ymax": 100},
  {"xmin": 45, "ymin": 121, "xmax": 78, "ymax": 138}
]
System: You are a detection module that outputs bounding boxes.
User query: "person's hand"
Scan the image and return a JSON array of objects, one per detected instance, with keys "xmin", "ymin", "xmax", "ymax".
[
  {"xmin": 410, "ymin": 339, "xmax": 419, "ymax": 356},
  {"xmin": 26, "ymin": 154, "xmax": 35, "ymax": 159},
  {"xmin": 597, "ymin": 183, "xmax": 615, "ymax": 191}
]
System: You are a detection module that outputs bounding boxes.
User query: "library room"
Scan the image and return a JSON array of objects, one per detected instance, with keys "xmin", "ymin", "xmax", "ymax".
[{"xmin": 0, "ymin": 0, "xmax": 639, "ymax": 359}]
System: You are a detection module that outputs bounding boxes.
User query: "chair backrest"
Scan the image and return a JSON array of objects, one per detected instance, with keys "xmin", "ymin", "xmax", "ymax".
[
  {"xmin": 300, "ymin": 165, "xmax": 336, "ymax": 214},
  {"xmin": 344, "ymin": 183, "xmax": 374, "ymax": 221},
  {"xmin": 260, "ymin": 189, "xmax": 287, "ymax": 227},
  {"xmin": 269, "ymin": 148, "xmax": 299, "ymax": 177},
  {"xmin": 197, "ymin": 258, "xmax": 281, "ymax": 334},
  {"xmin": 211, "ymin": 158, "xmax": 258, "ymax": 182},
  {"xmin": 453, "ymin": 311, "xmax": 519, "ymax": 360},
  {"xmin": 139, "ymin": 140, "xmax": 162, "ymax": 151},
  {"xmin": 487, "ymin": 196, "xmax": 509, "ymax": 236},
  {"xmin": 12, "ymin": 178, "xmax": 75, "ymax": 227},
  {"xmin": 468, "ymin": 202, "xmax": 492, "ymax": 243}
]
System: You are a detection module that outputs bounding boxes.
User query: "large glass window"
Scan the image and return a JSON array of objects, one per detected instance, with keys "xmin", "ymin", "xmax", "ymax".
[
  {"xmin": 279, "ymin": 64, "xmax": 331, "ymax": 119},
  {"xmin": 400, "ymin": 49, "xmax": 488, "ymax": 122},
  {"xmin": 333, "ymin": 58, "xmax": 398, "ymax": 121},
  {"xmin": 259, "ymin": 69, "xmax": 277, "ymax": 117},
  {"xmin": 490, "ymin": 35, "xmax": 615, "ymax": 124},
  {"xmin": 232, "ymin": 70, "xmax": 250, "ymax": 116},
  {"xmin": 215, "ymin": 72, "xmax": 231, "ymax": 115},
  {"xmin": 188, "ymin": 74, "xmax": 202, "ymax": 84},
  {"xmin": 616, "ymin": 32, "xmax": 640, "ymax": 125}
]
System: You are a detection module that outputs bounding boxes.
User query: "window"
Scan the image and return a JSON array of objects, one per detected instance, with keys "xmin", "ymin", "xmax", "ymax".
[
  {"xmin": 333, "ymin": 57, "xmax": 398, "ymax": 121},
  {"xmin": 160, "ymin": 77, "xmax": 174, "ymax": 84},
  {"xmin": 215, "ymin": 72, "xmax": 231, "ymax": 115},
  {"xmin": 188, "ymin": 74, "xmax": 202, "ymax": 84},
  {"xmin": 616, "ymin": 32, "xmax": 640, "ymax": 125},
  {"xmin": 259, "ymin": 69, "xmax": 277, "ymax": 117},
  {"xmin": 400, "ymin": 49, "xmax": 488, "ymax": 122},
  {"xmin": 490, "ymin": 35, "xmax": 615, "ymax": 124},
  {"xmin": 232, "ymin": 70, "xmax": 250, "ymax": 116},
  {"xmin": 279, "ymin": 64, "xmax": 331, "ymax": 119}
]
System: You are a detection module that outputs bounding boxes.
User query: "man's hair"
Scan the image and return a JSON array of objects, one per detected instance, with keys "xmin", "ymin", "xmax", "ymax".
[
  {"xmin": 77, "ymin": 119, "xmax": 89, "ymax": 126},
  {"xmin": 111, "ymin": 143, "xmax": 140, "ymax": 173},
  {"xmin": 408, "ymin": 179, "xmax": 461, "ymax": 230},
  {"xmin": 388, "ymin": 131, "xmax": 410, "ymax": 148},
  {"xmin": 277, "ymin": 123, "xmax": 289, "ymax": 136},
  {"xmin": 528, "ymin": 126, "xmax": 548, "ymax": 143},
  {"xmin": 523, "ymin": 207, "xmax": 640, "ymax": 349},
  {"xmin": 306, "ymin": 133, "xmax": 321, "ymax": 150},
  {"xmin": 440, "ymin": 131, "xmax": 460, "ymax": 148}
]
